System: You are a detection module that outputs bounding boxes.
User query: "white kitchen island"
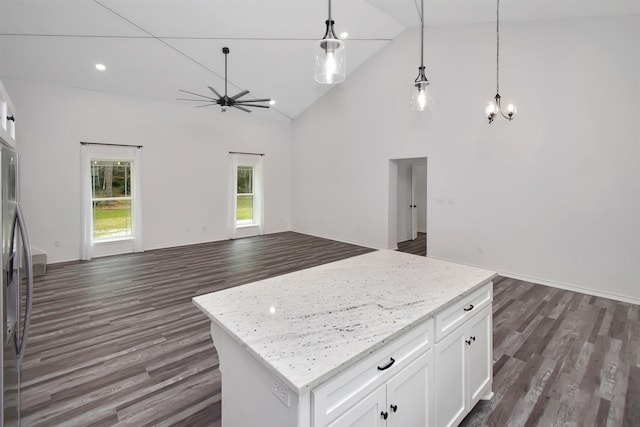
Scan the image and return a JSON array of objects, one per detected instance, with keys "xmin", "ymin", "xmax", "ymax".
[{"xmin": 193, "ymin": 250, "xmax": 498, "ymax": 427}]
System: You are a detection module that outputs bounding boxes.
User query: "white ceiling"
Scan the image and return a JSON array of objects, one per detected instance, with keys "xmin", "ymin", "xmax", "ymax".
[{"xmin": 0, "ymin": 0, "xmax": 637, "ymax": 121}]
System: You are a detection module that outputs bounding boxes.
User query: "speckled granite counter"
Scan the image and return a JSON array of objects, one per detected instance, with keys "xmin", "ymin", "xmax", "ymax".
[{"xmin": 193, "ymin": 250, "xmax": 497, "ymax": 395}]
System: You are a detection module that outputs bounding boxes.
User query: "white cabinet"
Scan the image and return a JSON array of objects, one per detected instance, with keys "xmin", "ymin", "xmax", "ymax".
[
  {"xmin": 316, "ymin": 281, "xmax": 493, "ymax": 427},
  {"xmin": 197, "ymin": 269, "xmax": 495, "ymax": 427},
  {"xmin": 328, "ymin": 350, "xmax": 433, "ymax": 427},
  {"xmin": 0, "ymin": 80, "xmax": 17, "ymax": 148},
  {"xmin": 313, "ymin": 320, "xmax": 434, "ymax": 427},
  {"xmin": 385, "ymin": 350, "xmax": 432, "ymax": 427},
  {"xmin": 329, "ymin": 385, "xmax": 386, "ymax": 427},
  {"xmin": 467, "ymin": 306, "xmax": 492, "ymax": 405},
  {"xmin": 435, "ymin": 304, "xmax": 493, "ymax": 427}
]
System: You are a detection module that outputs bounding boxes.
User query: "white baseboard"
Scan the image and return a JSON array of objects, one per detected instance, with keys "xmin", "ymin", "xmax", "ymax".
[
  {"xmin": 48, "ymin": 256, "xmax": 81, "ymax": 265},
  {"xmin": 499, "ymin": 271, "xmax": 640, "ymax": 306},
  {"xmin": 428, "ymin": 255, "xmax": 640, "ymax": 306}
]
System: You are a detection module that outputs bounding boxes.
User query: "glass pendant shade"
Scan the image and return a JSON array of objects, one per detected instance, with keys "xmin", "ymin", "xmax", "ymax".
[
  {"xmin": 314, "ymin": 35, "xmax": 345, "ymax": 84},
  {"xmin": 485, "ymin": 95, "xmax": 516, "ymax": 123},
  {"xmin": 485, "ymin": 100, "xmax": 497, "ymax": 122},
  {"xmin": 411, "ymin": 80, "xmax": 432, "ymax": 111}
]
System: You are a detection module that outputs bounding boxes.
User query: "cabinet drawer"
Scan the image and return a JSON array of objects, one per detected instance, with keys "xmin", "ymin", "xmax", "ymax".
[
  {"xmin": 434, "ymin": 281, "xmax": 492, "ymax": 342},
  {"xmin": 312, "ymin": 318, "xmax": 433, "ymax": 427}
]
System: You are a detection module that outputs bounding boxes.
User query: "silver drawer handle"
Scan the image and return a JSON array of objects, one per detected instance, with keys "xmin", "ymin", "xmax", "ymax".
[{"xmin": 463, "ymin": 304, "xmax": 474, "ymax": 312}]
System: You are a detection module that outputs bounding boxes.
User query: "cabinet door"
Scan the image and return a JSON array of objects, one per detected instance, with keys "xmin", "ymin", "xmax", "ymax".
[
  {"xmin": 467, "ymin": 305, "xmax": 492, "ymax": 407},
  {"xmin": 435, "ymin": 326, "xmax": 467, "ymax": 427},
  {"xmin": 328, "ymin": 385, "xmax": 386, "ymax": 427},
  {"xmin": 386, "ymin": 350, "xmax": 433, "ymax": 427}
]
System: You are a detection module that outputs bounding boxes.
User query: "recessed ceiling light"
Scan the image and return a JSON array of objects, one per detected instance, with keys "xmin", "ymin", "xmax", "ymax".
[
  {"xmin": 340, "ymin": 32, "xmax": 349, "ymax": 39},
  {"xmin": 269, "ymin": 100, "xmax": 276, "ymax": 105},
  {"xmin": 95, "ymin": 63, "xmax": 106, "ymax": 71}
]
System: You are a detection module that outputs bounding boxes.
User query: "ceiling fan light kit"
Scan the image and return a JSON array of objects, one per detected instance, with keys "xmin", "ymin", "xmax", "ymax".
[
  {"xmin": 178, "ymin": 47, "xmax": 272, "ymax": 113},
  {"xmin": 314, "ymin": 0, "xmax": 345, "ymax": 84},
  {"xmin": 486, "ymin": 0, "xmax": 517, "ymax": 123},
  {"xmin": 410, "ymin": 0, "xmax": 432, "ymax": 111}
]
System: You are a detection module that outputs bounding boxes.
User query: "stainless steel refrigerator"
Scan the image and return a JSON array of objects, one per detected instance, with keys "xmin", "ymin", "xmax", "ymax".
[{"xmin": 1, "ymin": 140, "xmax": 33, "ymax": 426}]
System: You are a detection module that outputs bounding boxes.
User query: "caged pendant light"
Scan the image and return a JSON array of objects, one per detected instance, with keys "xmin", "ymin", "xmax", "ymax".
[
  {"xmin": 486, "ymin": 0, "xmax": 516, "ymax": 123},
  {"xmin": 314, "ymin": 0, "xmax": 345, "ymax": 84},
  {"xmin": 411, "ymin": 0, "xmax": 432, "ymax": 111}
]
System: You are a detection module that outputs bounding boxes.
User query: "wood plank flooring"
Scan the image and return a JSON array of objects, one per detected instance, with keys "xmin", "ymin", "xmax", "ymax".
[
  {"xmin": 461, "ymin": 277, "xmax": 640, "ymax": 427},
  {"xmin": 20, "ymin": 232, "xmax": 639, "ymax": 426},
  {"xmin": 397, "ymin": 232, "xmax": 426, "ymax": 256}
]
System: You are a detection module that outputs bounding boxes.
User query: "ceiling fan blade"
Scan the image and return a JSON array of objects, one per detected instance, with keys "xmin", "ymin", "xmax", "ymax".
[
  {"xmin": 235, "ymin": 104, "xmax": 270, "ymax": 109},
  {"xmin": 237, "ymin": 98, "xmax": 271, "ymax": 103},
  {"xmin": 177, "ymin": 98, "xmax": 215, "ymax": 102},
  {"xmin": 208, "ymin": 86, "xmax": 223, "ymax": 98},
  {"xmin": 179, "ymin": 89, "xmax": 217, "ymax": 100},
  {"xmin": 233, "ymin": 105, "xmax": 252, "ymax": 113},
  {"xmin": 194, "ymin": 104, "xmax": 219, "ymax": 108},
  {"xmin": 231, "ymin": 90, "xmax": 250, "ymax": 100}
]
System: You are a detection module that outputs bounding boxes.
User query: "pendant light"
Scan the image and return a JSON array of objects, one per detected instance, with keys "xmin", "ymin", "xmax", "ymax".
[
  {"xmin": 314, "ymin": 0, "xmax": 345, "ymax": 84},
  {"xmin": 486, "ymin": 0, "xmax": 516, "ymax": 123},
  {"xmin": 411, "ymin": 0, "xmax": 432, "ymax": 111}
]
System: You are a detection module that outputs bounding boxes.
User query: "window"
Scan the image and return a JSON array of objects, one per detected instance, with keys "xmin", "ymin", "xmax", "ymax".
[
  {"xmin": 91, "ymin": 160, "xmax": 132, "ymax": 240},
  {"xmin": 81, "ymin": 143, "xmax": 142, "ymax": 260},
  {"xmin": 236, "ymin": 166, "xmax": 254, "ymax": 225},
  {"xmin": 229, "ymin": 153, "xmax": 263, "ymax": 238}
]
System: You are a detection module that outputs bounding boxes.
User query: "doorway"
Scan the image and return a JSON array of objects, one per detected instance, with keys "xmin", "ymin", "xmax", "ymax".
[{"xmin": 388, "ymin": 158, "xmax": 427, "ymax": 256}]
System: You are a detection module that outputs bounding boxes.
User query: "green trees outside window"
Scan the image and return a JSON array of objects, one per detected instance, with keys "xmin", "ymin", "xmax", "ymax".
[
  {"xmin": 237, "ymin": 166, "xmax": 254, "ymax": 223},
  {"xmin": 91, "ymin": 160, "xmax": 133, "ymax": 239}
]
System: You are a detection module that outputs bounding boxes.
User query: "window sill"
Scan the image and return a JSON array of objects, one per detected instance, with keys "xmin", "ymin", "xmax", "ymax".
[
  {"xmin": 236, "ymin": 223, "xmax": 259, "ymax": 229},
  {"xmin": 94, "ymin": 237, "xmax": 134, "ymax": 245}
]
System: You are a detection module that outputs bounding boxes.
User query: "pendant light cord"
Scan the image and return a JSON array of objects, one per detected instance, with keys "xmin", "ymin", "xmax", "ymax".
[
  {"xmin": 414, "ymin": 0, "xmax": 424, "ymax": 67},
  {"xmin": 328, "ymin": 0, "xmax": 332, "ymax": 21},
  {"xmin": 496, "ymin": 0, "xmax": 500, "ymax": 94},
  {"xmin": 420, "ymin": 0, "xmax": 424, "ymax": 67}
]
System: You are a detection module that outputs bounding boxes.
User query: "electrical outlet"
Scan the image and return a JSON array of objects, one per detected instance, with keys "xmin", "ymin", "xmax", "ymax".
[{"xmin": 272, "ymin": 378, "xmax": 290, "ymax": 407}]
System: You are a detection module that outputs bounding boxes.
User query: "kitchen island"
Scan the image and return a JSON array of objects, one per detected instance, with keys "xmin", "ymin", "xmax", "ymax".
[{"xmin": 193, "ymin": 250, "xmax": 498, "ymax": 426}]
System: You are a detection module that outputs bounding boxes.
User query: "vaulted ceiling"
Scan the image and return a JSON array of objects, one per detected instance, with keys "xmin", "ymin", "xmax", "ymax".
[{"xmin": 1, "ymin": 0, "xmax": 637, "ymax": 121}]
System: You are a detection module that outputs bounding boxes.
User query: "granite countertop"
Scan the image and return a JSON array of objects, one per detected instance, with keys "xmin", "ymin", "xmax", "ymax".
[{"xmin": 193, "ymin": 250, "xmax": 497, "ymax": 394}]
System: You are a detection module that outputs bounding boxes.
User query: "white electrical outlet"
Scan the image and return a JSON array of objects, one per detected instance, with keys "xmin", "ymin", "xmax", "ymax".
[{"xmin": 272, "ymin": 378, "xmax": 290, "ymax": 407}]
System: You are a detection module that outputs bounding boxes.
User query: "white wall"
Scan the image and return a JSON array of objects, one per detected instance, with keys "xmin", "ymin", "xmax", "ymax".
[
  {"xmin": 291, "ymin": 15, "xmax": 640, "ymax": 302},
  {"xmin": 7, "ymin": 79, "xmax": 291, "ymax": 263}
]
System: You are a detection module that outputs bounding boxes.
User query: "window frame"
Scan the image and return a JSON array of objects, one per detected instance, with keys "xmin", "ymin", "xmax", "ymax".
[
  {"xmin": 236, "ymin": 165, "xmax": 256, "ymax": 226},
  {"xmin": 230, "ymin": 153, "xmax": 263, "ymax": 239},
  {"xmin": 81, "ymin": 143, "xmax": 143, "ymax": 260},
  {"xmin": 90, "ymin": 159, "xmax": 134, "ymax": 242}
]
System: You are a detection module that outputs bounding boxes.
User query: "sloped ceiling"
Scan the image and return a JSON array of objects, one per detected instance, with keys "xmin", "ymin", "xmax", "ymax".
[{"xmin": 0, "ymin": 0, "xmax": 637, "ymax": 121}]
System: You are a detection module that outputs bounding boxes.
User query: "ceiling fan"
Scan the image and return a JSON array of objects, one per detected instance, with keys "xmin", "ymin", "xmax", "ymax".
[{"xmin": 178, "ymin": 47, "xmax": 272, "ymax": 113}]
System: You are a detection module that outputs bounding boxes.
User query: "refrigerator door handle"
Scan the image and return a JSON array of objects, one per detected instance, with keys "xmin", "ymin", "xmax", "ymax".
[{"xmin": 14, "ymin": 203, "xmax": 33, "ymax": 364}]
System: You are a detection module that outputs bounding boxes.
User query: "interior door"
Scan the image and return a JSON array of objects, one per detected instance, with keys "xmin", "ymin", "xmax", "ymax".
[{"xmin": 410, "ymin": 165, "xmax": 417, "ymax": 240}]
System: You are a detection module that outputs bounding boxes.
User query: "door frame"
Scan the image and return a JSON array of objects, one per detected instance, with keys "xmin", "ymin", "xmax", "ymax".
[{"xmin": 388, "ymin": 157, "xmax": 427, "ymax": 253}]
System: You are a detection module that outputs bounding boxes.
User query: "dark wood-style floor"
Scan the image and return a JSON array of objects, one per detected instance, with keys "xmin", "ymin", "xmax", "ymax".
[
  {"xmin": 397, "ymin": 232, "xmax": 426, "ymax": 256},
  {"xmin": 21, "ymin": 232, "xmax": 639, "ymax": 426}
]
